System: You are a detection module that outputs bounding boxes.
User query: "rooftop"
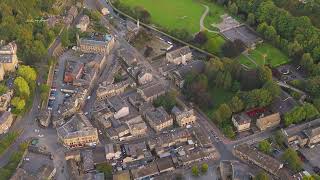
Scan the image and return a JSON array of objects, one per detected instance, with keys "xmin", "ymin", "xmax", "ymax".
[
  {"xmin": 0, "ymin": 111, "xmax": 11, "ymax": 124},
  {"xmin": 138, "ymin": 82, "xmax": 166, "ymax": 100},
  {"xmin": 234, "ymin": 144, "xmax": 283, "ymax": 175},
  {"xmin": 167, "ymin": 46, "xmax": 192, "ymax": 60},
  {"xmin": 79, "ymin": 33, "xmax": 113, "ymax": 46},
  {"xmin": 173, "ymin": 60, "xmax": 205, "ymax": 79},
  {"xmin": 304, "ymin": 126, "xmax": 320, "ymax": 139},
  {"xmin": 145, "ymin": 106, "xmax": 171, "ymax": 126},
  {"xmin": 57, "ymin": 112, "xmax": 97, "ymax": 140},
  {"xmin": 107, "ymin": 95, "xmax": 128, "ymax": 112},
  {"xmin": 233, "ymin": 112, "xmax": 251, "ymax": 125},
  {"xmin": 131, "ymin": 161, "xmax": 159, "ymax": 179}
]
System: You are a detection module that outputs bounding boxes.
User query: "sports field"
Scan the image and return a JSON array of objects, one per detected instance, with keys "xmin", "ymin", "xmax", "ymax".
[
  {"xmin": 238, "ymin": 43, "xmax": 290, "ymax": 69},
  {"xmin": 119, "ymin": 0, "xmax": 225, "ymax": 33}
]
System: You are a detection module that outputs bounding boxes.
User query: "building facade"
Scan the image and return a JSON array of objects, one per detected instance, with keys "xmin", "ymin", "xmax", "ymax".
[
  {"xmin": 172, "ymin": 106, "xmax": 196, "ymax": 127},
  {"xmin": 256, "ymin": 112, "xmax": 281, "ymax": 131},
  {"xmin": 145, "ymin": 107, "xmax": 173, "ymax": 132},
  {"xmin": 0, "ymin": 111, "xmax": 13, "ymax": 134},
  {"xmin": 78, "ymin": 34, "xmax": 115, "ymax": 54},
  {"xmin": 166, "ymin": 46, "xmax": 192, "ymax": 65}
]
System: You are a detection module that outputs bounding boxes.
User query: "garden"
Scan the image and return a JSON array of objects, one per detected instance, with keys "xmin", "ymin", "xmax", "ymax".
[{"xmin": 238, "ymin": 43, "xmax": 290, "ymax": 69}]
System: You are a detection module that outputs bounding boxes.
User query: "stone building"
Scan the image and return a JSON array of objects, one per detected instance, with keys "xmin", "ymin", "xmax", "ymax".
[
  {"xmin": 0, "ymin": 90, "xmax": 13, "ymax": 111},
  {"xmin": 78, "ymin": 33, "xmax": 115, "ymax": 54},
  {"xmin": 256, "ymin": 112, "xmax": 281, "ymax": 131},
  {"xmin": 145, "ymin": 106, "xmax": 173, "ymax": 132},
  {"xmin": 76, "ymin": 15, "xmax": 90, "ymax": 32},
  {"xmin": 57, "ymin": 112, "xmax": 98, "ymax": 148},
  {"xmin": 0, "ymin": 111, "xmax": 13, "ymax": 134},
  {"xmin": 0, "ymin": 41, "xmax": 18, "ymax": 80},
  {"xmin": 232, "ymin": 113, "xmax": 251, "ymax": 132},
  {"xmin": 137, "ymin": 82, "xmax": 166, "ymax": 102},
  {"xmin": 171, "ymin": 106, "xmax": 196, "ymax": 127},
  {"xmin": 166, "ymin": 46, "xmax": 192, "ymax": 65}
]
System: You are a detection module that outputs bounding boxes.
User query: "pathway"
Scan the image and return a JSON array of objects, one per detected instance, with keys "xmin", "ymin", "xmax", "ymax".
[
  {"xmin": 243, "ymin": 52, "xmax": 258, "ymax": 67},
  {"xmin": 200, "ymin": 5, "xmax": 219, "ymax": 33}
]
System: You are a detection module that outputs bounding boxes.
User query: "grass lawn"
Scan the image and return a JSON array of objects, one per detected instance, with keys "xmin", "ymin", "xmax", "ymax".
[
  {"xmin": 237, "ymin": 54, "xmax": 257, "ymax": 69},
  {"xmin": 118, "ymin": 0, "xmax": 227, "ymax": 55},
  {"xmin": 205, "ymin": 87, "xmax": 236, "ymax": 119},
  {"xmin": 237, "ymin": 43, "xmax": 290, "ymax": 69},
  {"xmin": 119, "ymin": 0, "xmax": 225, "ymax": 34}
]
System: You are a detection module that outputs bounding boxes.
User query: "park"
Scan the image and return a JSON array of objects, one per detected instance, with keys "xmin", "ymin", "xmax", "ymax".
[{"xmin": 117, "ymin": 0, "xmax": 226, "ymax": 54}]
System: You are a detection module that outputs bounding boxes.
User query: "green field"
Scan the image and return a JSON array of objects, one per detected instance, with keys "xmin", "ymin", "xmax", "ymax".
[
  {"xmin": 119, "ymin": 0, "xmax": 224, "ymax": 33},
  {"xmin": 118, "ymin": 0, "xmax": 226, "ymax": 54},
  {"xmin": 238, "ymin": 43, "xmax": 290, "ymax": 69}
]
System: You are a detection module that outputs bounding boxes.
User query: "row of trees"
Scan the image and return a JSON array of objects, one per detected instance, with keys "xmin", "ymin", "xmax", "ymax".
[
  {"xmin": 272, "ymin": 0, "xmax": 320, "ymax": 28},
  {"xmin": 12, "ymin": 65, "xmax": 37, "ymax": 114},
  {"xmin": 284, "ymin": 103, "xmax": 319, "ymax": 126},
  {"xmin": 228, "ymin": 0, "xmax": 320, "ymax": 63},
  {"xmin": 0, "ymin": 0, "xmax": 61, "ymax": 65},
  {"xmin": 113, "ymin": 2, "xmax": 151, "ymax": 24},
  {"xmin": 191, "ymin": 163, "xmax": 209, "ymax": 176}
]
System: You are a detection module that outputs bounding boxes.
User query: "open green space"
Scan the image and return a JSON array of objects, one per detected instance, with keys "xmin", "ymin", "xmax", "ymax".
[
  {"xmin": 117, "ymin": 0, "xmax": 226, "ymax": 54},
  {"xmin": 237, "ymin": 43, "xmax": 290, "ymax": 69},
  {"xmin": 118, "ymin": 0, "xmax": 224, "ymax": 33},
  {"xmin": 205, "ymin": 87, "xmax": 236, "ymax": 119},
  {"xmin": 237, "ymin": 54, "xmax": 256, "ymax": 69}
]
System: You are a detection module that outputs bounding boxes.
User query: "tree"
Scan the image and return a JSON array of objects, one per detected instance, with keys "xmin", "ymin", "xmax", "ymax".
[
  {"xmin": 40, "ymin": 84, "xmax": 50, "ymax": 101},
  {"xmin": 201, "ymin": 163, "xmax": 209, "ymax": 174},
  {"xmin": 258, "ymin": 140, "xmax": 272, "ymax": 154},
  {"xmin": 192, "ymin": 165, "xmax": 199, "ymax": 176},
  {"xmin": 11, "ymin": 97, "xmax": 25, "ymax": 111},
  {"xmin": 229, "ymin": 96, "xmax": 244, "ymax": 113},
  {"xmin": 96, "ymin": 163, "xmax": 112, "ymax": 179},
  {"xmin": 61, "ymin": 29, "xmax": 70, "ymax": 47},
  {"xmin": 14, "ymin": 77, "xmax": 30, "ymax": 98},
  {"xmin": 17, "ymin": 65, "xmax": 37, "ymax": 84},
  {"xmin": 222, "ymin": 126, "xmax": 235, "ymax": 139},
  {"xmin": 229, "ymin": 3, "xmax": 238, "ymax": 15},
  {"xmin": 300, "ymin": 53, "xmax": 314, "ymax": 72},
  {"xmin": 194, "ymin": 31, "xmax": 208, "ymax": 45},
  {"xmin": 263, "ymin": 81, "xmax": 281, "ymax": 100},
  {"xmin": 0, "ymin": 84, "xmax": 8, "ymax": 95},
  {"xmin": 217, "ymin": 103, "xmax": 232, "ymax": 121},
  {"xmin": 134, "ymin": 6, "xmax": 151, "ymax": 23},
  {"xmin": 282, "ymin": 148, "xmax": 302, "ymax": 172},
  {"xmin": 153, "ymin": 91, "xmax": 177, "ymax": 112},
  {"xmin": 247, "ymin": 13, "xmax": 256, "ymax": 25},
  {"xmin": 254, "ymin": 171, "xmax": 269, "ymax": 180},
  {"xmin": 258, "ymin": 66, "xmax": 272, "ymax": 84},
  {"xmin": 273, "ymin": 130, "xmax": 286, "ymax": 148},
  {"xmin": 221, "ymin": 39, "xmax": 246, "ymax": 58}
]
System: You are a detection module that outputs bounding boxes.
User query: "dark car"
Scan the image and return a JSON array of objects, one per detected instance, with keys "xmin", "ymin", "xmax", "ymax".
[{"xmin": 313, "ymin": 167, "xmax": 320, "ymax": 174}]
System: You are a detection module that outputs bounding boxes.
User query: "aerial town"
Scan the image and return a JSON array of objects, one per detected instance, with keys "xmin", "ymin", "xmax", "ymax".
[{"xmin": 0, "ymin": 0, "xmax": 320, "ymax": 180}]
